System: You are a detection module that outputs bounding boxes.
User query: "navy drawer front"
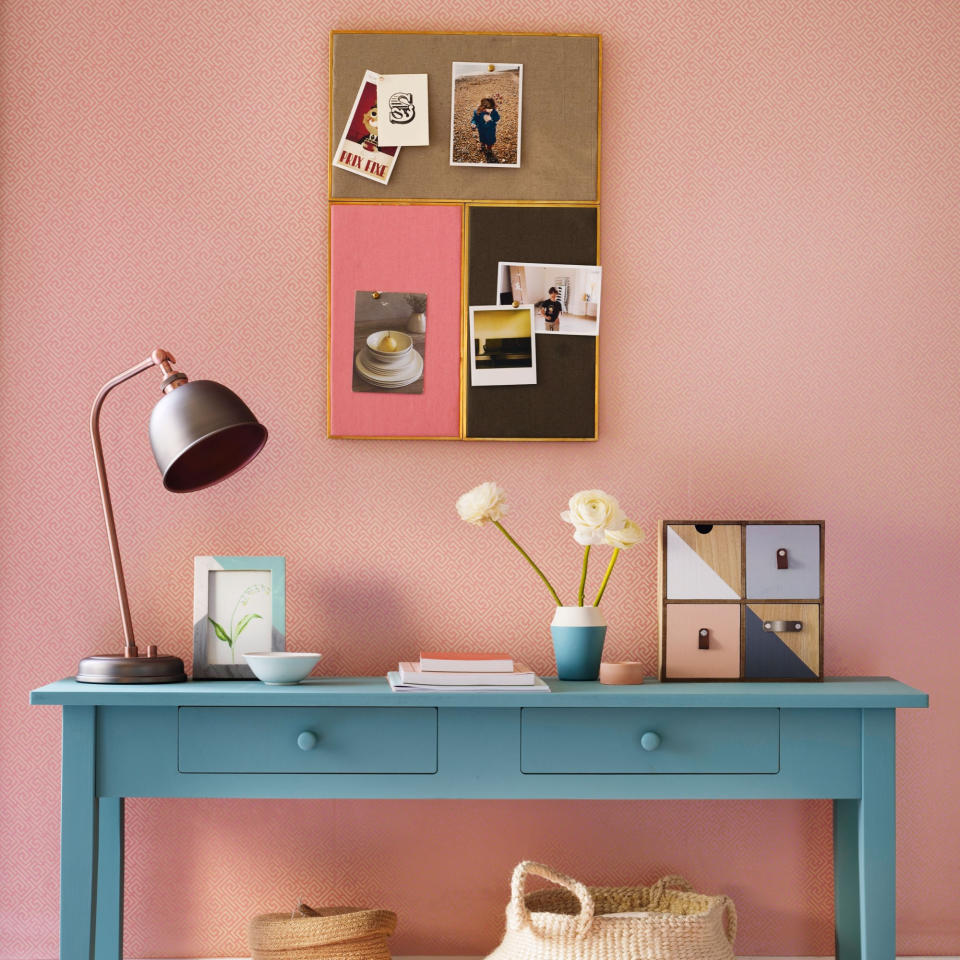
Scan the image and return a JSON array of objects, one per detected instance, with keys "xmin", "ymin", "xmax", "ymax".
[
  {"xmin": 521, "ymin": 707, "xmax": 780, "ymax": 774},
  {"xmin": 178, "ymin": 707, "xmax": 438, "ymax": 773}
]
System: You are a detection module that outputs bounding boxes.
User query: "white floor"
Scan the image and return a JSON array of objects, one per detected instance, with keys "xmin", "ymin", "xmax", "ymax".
[{"xmin": 533, "ymin": 312, "xmax": 599, "ymax": 335}]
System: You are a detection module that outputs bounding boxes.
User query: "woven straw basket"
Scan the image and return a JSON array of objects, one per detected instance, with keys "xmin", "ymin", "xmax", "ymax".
[
  {"xmin": 485, "ymin": 862, "xmax": 737, "ymax": 960},
  {"xmin": 248, "ymin": 904, "xmax": 397, "ymax": 960}
]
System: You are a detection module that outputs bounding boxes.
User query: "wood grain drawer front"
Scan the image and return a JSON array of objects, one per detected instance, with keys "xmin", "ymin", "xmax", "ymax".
[
  {"xmin": 178, "ymin": 707, "xmax": 438, "ymax": 773},
  {"xmin": 664, "ymin": 603, "xmax": 741, "ymax": 679},
  {"xmin": 666, "ymin": 523, "xmax": 742, "ymax": 599},
  {"xmin": 745, "ymin": 524, "xmax": 821, "ymax": 599},
  {"xmin": 745, "ymin": 603, "xmax": 821, "ymax": 680},
  {"xmin": 521, "ymin": 708, "xmax": 779, "ymax": 774}
]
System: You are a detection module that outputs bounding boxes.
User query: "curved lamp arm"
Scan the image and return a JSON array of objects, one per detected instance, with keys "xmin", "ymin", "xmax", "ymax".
[{"xmin": 90, "ymin": 349, "xmax": 187, "ymax": 657}]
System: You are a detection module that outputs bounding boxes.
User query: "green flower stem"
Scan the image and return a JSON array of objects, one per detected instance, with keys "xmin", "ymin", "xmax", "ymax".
[
  {"xmin": 229, "ymin": 594, "xmax": 244, "ymax": 664},
  {"xmin": 578, "ymin": 545, "xmax": 591, "ymax": 606},
  {"xmin": 593, "ymin": 549, "xmax": 621, "ymax": 607},
  {"xmin": 493, "ymin": 520, "xmax": 562, "ymax": 606}
]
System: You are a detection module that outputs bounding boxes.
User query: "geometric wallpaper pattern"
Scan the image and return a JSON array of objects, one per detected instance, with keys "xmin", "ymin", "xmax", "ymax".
[{"xmin": 1, "ymin": 1, "xmax": 958, "ymax": 956}]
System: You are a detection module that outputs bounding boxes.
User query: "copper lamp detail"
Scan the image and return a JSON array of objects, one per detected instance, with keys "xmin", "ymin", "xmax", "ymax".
[{"xmin": 76, "ymin": 349, "xmax": 268, "ymax": 683}]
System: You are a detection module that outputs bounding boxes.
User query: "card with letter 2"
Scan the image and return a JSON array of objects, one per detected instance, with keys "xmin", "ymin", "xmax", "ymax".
[
  {"xmin": 377, "ymin": 74, "xmax": 429, "ymax": 147},
  {"xmin": 333, "ymin": 69, "xmax": 400, "ymax": 184}
]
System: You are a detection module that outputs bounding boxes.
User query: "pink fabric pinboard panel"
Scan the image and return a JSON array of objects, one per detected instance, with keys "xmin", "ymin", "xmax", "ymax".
[{"xmin": 329, "ymin": 204, "xmax": 461, "ymax": 437}]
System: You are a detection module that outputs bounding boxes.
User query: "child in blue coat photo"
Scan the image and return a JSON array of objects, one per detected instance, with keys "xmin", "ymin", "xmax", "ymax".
[{"xmin": 471, "ymin": 97, "xmax": 501, "ymax": 163}]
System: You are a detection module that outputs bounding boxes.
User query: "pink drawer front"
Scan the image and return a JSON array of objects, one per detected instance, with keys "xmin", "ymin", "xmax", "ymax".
[{"xmin": 664, "ymin": 603, "xmax": 741, "ymax": 679}]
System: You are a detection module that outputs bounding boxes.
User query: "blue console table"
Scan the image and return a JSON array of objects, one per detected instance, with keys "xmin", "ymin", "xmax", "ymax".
[{"xmin": 31, "ymin": 676, "xmax": 927, "ymax": 960}]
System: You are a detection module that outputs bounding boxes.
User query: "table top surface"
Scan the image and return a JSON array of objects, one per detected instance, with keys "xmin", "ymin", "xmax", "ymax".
[{"xmin": 30, "ymin": 676, "xmax": 929, "ymax": 708}]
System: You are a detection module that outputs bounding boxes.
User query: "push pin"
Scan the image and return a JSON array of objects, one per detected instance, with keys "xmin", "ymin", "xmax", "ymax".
[
  {"xmin": 512, "ymin": 300, "xmax": 519, "ymax": 308},
  {"xmin": 776, "ymin": 548, "xmax": 788, "ymax": 569},
  {"xmin": 371, "ymin": 291, "xmax": 381, "ymax": 300},
  {"xmin": 488, "ymin": 64, "xmax": 496, "ymax": 71},
  {"xmin": 698, "ymin": 628, "xmax": 710, "ymax": 650}
]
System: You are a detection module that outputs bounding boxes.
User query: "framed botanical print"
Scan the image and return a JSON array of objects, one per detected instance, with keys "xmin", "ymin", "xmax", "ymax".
[{"xmin": 192, "ymin": 556, "xmax": 286, "ymax": 679}]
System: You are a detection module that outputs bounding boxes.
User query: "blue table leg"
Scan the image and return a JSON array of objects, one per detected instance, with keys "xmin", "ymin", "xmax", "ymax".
[
  {"xmin": 834, "ymin": 709, "xmax": 896, "ymax": 960},
  {"xmin": 95, "ymin": 798, "xmax": 124, "ymax": 960},
  {"xmin": 60, "ymin": 706, "xmax": 98, "ymax": 960}
]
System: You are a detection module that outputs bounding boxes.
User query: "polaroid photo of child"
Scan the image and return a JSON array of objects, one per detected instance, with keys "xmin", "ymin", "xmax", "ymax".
[
  {"xmin": 333, "ymin": 69, "xmax": 400, "ymax": 185},
  {"xmin": 496, "ymin": 263, "xmax": 602, "ymax": 337},
  {"xmin": 469, "ymin": 305, "xmax": 537, "ymax": 386},
  {"xmin": 450, "ymin": 62, "xmax": 522, "ymax": 167}
]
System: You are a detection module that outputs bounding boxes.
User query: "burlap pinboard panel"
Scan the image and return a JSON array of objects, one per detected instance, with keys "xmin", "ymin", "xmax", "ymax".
[{"xmin": 330, "ymin": 33, "xmax": 599, "ymax": 202}]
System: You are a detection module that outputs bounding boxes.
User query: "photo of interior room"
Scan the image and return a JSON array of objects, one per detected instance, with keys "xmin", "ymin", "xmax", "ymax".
[
  {"xmin": 469, "ymin": 304, "xmax": 537, "ymax": 386},
  {"xmin": 498, "ymin": 262, "xmax": 602, "ymax": 335}
]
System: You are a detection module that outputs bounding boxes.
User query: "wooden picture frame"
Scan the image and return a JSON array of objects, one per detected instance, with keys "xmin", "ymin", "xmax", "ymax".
[
  {"xmin": 326, "ymin": 31, "xmax": 602, "ymax": 441},
  {"xmin": 192, "ymin": 556, "xmax": 286, "ymax": 680}
]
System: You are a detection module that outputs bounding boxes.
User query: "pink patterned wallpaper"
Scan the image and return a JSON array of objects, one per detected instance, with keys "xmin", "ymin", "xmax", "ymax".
[{"xmin": 1, "ymin": 1, "xmax": 957, "ymax": 956}]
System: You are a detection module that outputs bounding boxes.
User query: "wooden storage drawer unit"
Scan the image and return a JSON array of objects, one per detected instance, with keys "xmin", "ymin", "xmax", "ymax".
[
  {"xmin": 660, "ymin": 520, "xmax": 824, "ymax": 681},
  {"xmin": 178, "ymin": 707, "xmax": 438, "ymax": 773},
  {"xmin": 520, "ymin": 707, "xmax": 780, "ymax": 774}
]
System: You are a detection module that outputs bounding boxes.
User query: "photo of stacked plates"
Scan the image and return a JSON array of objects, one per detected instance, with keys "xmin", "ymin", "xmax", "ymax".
[{"xmin": 355, "ymin": 329, "xmax": 424, "ymax": 389}]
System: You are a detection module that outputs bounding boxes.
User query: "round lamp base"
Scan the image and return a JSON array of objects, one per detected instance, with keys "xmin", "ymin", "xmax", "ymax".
[{"xmin": 77, "ymin": 653, "xmax": 187, "ymax": 684}]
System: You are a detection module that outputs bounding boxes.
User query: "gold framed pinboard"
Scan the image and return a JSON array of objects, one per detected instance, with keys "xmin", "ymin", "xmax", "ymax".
[{"xmin": 326, "ymin": 31, "xmax": 602, "ymax": 441}]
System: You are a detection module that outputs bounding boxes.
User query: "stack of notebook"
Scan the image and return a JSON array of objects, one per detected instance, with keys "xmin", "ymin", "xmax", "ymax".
[{"xmin": 387, "ymin": 651, "xmax": 549, "ymax": 692}]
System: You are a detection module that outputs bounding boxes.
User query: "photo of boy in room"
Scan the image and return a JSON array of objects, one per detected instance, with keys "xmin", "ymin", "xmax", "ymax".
[{"xmin": 497, "ymin": 263, "xmax": 602, "ymax": 336}]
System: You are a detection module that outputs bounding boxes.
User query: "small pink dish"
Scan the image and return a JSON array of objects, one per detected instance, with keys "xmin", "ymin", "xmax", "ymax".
[{"xmin": 599, "ymin": 661, "xmax": 646, "ymax": 685}]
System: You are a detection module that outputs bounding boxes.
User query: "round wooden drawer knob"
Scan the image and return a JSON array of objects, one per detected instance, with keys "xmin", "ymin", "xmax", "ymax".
[
  {"xmin": 640, "ymin": 731, "xmax": 662, "ymax": 752},
  {"xmin": 297, "ymin": 731, "xmax": 319, "ymax": 751}
]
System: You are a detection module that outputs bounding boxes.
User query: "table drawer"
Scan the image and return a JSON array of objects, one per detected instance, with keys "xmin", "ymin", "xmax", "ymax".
[
  {"xmin": 521, "ymin": 708, "xmax": 779, "ymax": 774},
  {"xmin": 178, "ymin": 707, "xmax": 438, "ymax": 773}
]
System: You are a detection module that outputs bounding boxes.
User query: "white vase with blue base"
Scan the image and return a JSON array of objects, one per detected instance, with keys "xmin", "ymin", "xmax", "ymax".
[{"xmin": 551, "ymin": 605, "xmax": 607, "ymax": 681}]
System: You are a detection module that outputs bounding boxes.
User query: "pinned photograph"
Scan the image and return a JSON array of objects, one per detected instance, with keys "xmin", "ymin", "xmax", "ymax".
[
  {"xmin": 353, "ymin": 290, "xmax": 427, "ymax": 394},
  {"xmin": 497, "ymin": 262, "xmax": 602, "ymax": 336},
  {"xmin": 450, "ymin": 62, "xmax": 522, "ymax": 167},
  {"xmin": 333, "ymin": 69, "xmax": 400, "ymax": 184},
  {"xmin": 377, "ymin": 73, "xmax": 429, "ymax": 147},
  {"xmin": 469, "ymin": 305, "xmax": 537, "ymax": 386}
]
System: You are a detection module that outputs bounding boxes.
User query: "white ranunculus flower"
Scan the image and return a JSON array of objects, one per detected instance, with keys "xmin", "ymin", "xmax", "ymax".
[
  {"xmin": 456, "ymin": 482, "xmax": 508, "ymax": 526},
  {"xmin": 604, "ymin": 519, "xmax": 645, "ymax": 549},
  {"xmin": 561, "ymin": 489, "xmax": 626, "ymax": 546}
]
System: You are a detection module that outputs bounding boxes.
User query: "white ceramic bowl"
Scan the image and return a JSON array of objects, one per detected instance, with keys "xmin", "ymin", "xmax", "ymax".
[
  {"xmin": 366, "ymin": 329, "xmax": 412, "ymax": 360},
  {"xmin": 243, "ymin": 652, "xmax": 322, "ymax": 684}
]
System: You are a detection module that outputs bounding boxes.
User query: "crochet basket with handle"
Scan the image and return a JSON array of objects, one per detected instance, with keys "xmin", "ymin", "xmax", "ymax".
[
  {"xmin": 248, "ymin": 904, "xmax": 397, "ymax": 960},
  {"xmin": 485, "ymin": 862, "xmax": 737, "ymax": 960}
]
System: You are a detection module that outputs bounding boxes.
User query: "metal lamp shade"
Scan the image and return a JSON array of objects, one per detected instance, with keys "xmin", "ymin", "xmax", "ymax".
[{"xmin": 149, "ymin": 380, "xmax": 268, "ymax": 492}]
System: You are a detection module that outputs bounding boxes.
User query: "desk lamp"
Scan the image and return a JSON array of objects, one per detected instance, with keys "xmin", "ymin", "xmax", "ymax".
[{"xmin": 76, "ymin": 349, "xmax": 268, "ymax": 683}]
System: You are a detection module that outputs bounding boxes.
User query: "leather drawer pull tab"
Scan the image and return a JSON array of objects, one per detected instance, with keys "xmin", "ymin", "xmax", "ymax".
[
  {"xmin": 763, "ymin": 620, "xmax": 803, "ymax": 633},
  {"xmin": 698, "ymin": 628, "xmax": 710, "ymax": 650},
  {"xmin": 776, "ymin": 548, "xmax": 789, "ymax": 569}
]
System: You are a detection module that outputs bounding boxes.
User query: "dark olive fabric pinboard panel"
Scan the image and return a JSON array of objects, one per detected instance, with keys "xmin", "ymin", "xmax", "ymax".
[
  {"xmin": 466, "ymin": 205, "xmax": 598, "ymax": 439},
  {"xmin": 331, "ymin": 33, "xmax": 599, "ymax": 202}
]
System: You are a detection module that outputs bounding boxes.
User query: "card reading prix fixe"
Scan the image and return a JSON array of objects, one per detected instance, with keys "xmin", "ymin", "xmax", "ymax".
[
  {"xmin": 376, "ymin": 74, "xmax": 429, "ymax": 147},
  {"xmin": 333, "ymin": 69, "xmax": 400, "ymax": 185}
]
